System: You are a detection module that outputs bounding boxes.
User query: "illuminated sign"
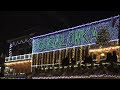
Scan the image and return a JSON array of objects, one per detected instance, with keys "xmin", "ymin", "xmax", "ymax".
[{"xmin": 32, "ymin": 15, "xmax": 119, "ymax": 53}]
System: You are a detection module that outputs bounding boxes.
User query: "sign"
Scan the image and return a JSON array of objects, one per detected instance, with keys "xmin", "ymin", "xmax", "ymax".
[{"xmin": 32, "ymin": 15, "xmax": 119, "ymax": 53}]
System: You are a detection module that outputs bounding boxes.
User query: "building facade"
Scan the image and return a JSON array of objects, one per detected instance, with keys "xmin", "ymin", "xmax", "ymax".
[
  {"xmin": 31, "ymin": 15, "xmax": 120, "ymax": 73},
  {"xmin": 4, "ymin": 15, "xmax": 120, "ymax": 76},
  {"xmin": 5, "ymin": 35, "xmax": 33, "ymax": 75}
]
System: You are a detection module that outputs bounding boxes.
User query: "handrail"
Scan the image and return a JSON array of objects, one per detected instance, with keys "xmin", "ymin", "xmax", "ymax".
[{"xmin": 5, "ymin": 54, "xmax": 32, "ymax": 62}]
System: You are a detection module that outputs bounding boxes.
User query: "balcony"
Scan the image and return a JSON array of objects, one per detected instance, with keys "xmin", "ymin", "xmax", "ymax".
[{"xmin": 5, "ymin": 54, "xmax": 32, "ymax": 62}]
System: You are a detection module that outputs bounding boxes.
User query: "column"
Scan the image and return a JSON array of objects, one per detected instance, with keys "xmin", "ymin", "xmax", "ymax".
[
  {"xmin": 97, "ymin": 52, "xmax": 100, "ymax": 62},
  {"xmin": 75, "ymin": 47, "xmax": 78, "ymax": 64},
  {"xmin": 72, "ymin": 47, "xmax": 75, "ymax": 59},
  {"xmin": 31, "ymin": 54, "xmax": 33, "ymax": 72},
  {"xmin": 35, "ymin": 54, "xmax": 37, "ymax": 68},
  {"xmin": 69, "ymin": 48, "xmax": 72, "ymax": 63},
  {"xmin": 47, "ymin": 52, "xmax": 49, "ymax": 64},
  {"xmin": 66, "ymin": 48, "xmax": 69, "ymax": 68},
  {"xmin": 33, "ymin": 54, "xmax": 36, "ymax": 65},
  {"xmin": 36, "ymin": 54, "xmax": 38, "ymax": 67},
  {"xmin": 9, "ymin": 43, "xmax": 12, "ymax": 57},
  {"xmin": 37, "ymin": 54, "xmax": 39, "ymax": 66},
  {"xmin": 49, "ymin": 52, "xmax": 52, "ymax": 69},
  {"xmin": 66, "ymin": 48, "xmax": 68, "ymax": 57},
  {"xmin": 59, "ymin": 50, "xmax": 61, "ymax": 66},
  {"xmin": 32, "ymin": 54, "xmax": 34, "ymax": 66},
  {"xmin": 38, "ymin": 53, "xmax": 41, "ymax": 66},
  {"xmin": 50, "ymin": 52, "xmax": 52, "ymax": 64},
  {"xmin": 56, "ymin": 50, "xmax": 59, "ymax": 64},
  {"xmin": 79, "ymin": 46, "xmax": 82, "ymax": 65},
  {"xmin": 54, "ymin": 51, "xmax": 56, "ymax": 64},
  {"xmin": 53, "ymin": 51, "xmax": 55, "ymax": 66},
  {"xmin": 72, "ymin": 47, "xmax": 75, "ymax": 67},
  {"xmin": 45, "ymin": 53, "xmax": 47, "ymax": 69},
  {"xmin": 45, "ymin": 53, "xmax": 47, "ymax": 64},
  {"xmin": 39, "ymin": 53, "xmax": 41, "ymax": 66},
  {"xmin": 41, "ymin": 53, "xmax": 43, "ymax": 67}
]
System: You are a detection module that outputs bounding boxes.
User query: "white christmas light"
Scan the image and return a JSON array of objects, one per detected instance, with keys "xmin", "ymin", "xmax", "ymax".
[{"xmin": 32, "ymin": 15, "xmax": 119, "ymax": 39}]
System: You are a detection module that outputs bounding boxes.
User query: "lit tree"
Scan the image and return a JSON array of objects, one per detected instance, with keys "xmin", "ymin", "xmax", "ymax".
[{"xmin": 96, "ymin": 26, "xmax": 110, "ymax": 47}]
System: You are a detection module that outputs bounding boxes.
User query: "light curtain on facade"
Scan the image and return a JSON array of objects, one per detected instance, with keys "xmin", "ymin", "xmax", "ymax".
[{"xmin": 32, "ymin": 15, "xmax": 119, "ymax": 53}]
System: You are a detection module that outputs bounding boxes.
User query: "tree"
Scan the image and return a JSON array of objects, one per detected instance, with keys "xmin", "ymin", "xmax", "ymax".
[
  {"xmin": 0, "ymin": 54, "xmax": 5, "ymax": 77},
  {"xmin": 96, "ymin": 26, "xmax": 110, "ymax": 47}
]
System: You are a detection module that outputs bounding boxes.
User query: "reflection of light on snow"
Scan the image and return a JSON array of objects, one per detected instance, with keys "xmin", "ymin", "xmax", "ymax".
[{"xmin": 32, "ymin": 74, "xmax": 120, "ymax": 79}]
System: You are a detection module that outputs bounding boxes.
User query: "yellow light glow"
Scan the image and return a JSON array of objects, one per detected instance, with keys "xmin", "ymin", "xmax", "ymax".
[
  {"xmin": 5, "ymin": 59, "xmax": 32, "ymax": 66},
  {"xmin": 89, "ymin": 46, "xmax": 120, "ymax": 53},
  {"xmin": 101, "ymin": 53, "xmax": 105, "ymax": 56}
]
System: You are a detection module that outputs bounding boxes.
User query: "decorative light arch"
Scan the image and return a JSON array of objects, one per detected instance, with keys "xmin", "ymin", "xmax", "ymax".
[{"xmin": 9, "ymin": 38, "xmax": 32, "ymax": 57}]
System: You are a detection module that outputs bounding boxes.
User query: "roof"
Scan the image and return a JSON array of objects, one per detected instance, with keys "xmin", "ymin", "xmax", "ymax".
[
  {"xmin": 7, "ymin": 33, "xmax": 34, "ymax": 43},
  {"xmin": 32, "ymin": 15, "xmax": 119, "ymax": 40}
]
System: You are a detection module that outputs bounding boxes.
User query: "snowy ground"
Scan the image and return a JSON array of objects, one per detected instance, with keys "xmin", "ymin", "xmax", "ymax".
[{"xmin": 32, "ymin": 74, "xmax": 120, "ymax": 79}]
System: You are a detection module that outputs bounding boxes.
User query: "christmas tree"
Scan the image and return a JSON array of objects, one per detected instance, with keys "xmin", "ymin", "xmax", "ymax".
[{"xmin": 96, "ymin": 26, "xmax": 110, "ymax": 47}]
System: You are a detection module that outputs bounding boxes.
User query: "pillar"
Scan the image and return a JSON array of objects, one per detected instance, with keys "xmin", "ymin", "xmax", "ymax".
[
  {"xmin": 41, "ymin": 53, "xmax": 43, "ymax": 67},
  {"xmin": 79, "ymin": 46, "xmax": 82, "ymax": 64},
  {"xmin": 36, "ymin": 54, "xmax": 38, "ymax": 67},
  {"xmin": 72, "ymin": 47, "xmax": 75, "ymax": 59},
  {"xmin": 97, "ymin": 52, "xmax": 100, "ymax": 62},
  {"xmin": 72, "ymin": 47, "xmax": 75, "ymax": 65},
  {"xmin": 52, "ymin": 51, "xmax": 55, "ymax": 66},
  {"xmin": 59, "ymin": 50, "xmax": 61, "ymax": 67},
  {"xmin": 9, "ymin": 43, "xmax": 12, "ymax": 57},
  {"xmin": 66, "ymin": 48, "xmax": 68, "ymax": 57},
  {"xmin": 38, "ymin": 54, "xmax": 40, "ymax": 69}
]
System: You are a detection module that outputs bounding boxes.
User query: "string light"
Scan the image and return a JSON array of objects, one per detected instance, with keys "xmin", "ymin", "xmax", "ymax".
[
  {"xmin": 32, "ymin": 16, "xmax": 119, "ymax": 53},
  {"xmin": 5, "ymin": 60, "xmax": 32, "ymax": 66},
  {"xmin": 11, "ymin": 38, "xmax": 32, "ymax": 46},
  {"xmin": 32, "ymin": 74, "xmax": 120, "ymax": 79},
  {"xmin": 5, "ymin": 54, "xmax": 32, "ymax": 62},
  {"xmin": 89, "ymin": 46, "xmax": 120, "ymax": 52},
  {"xmin": 32, "ymin": 15, "xmax": 119, "ymax": 39},
  {"xmin": 5, "ymin": 15, "xmax": 120, "ymax": 79}
]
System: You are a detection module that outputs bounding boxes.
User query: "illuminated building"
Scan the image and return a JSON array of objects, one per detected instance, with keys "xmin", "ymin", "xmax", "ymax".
[
  {"xmin": 5, "ymin": 35, "xmax": 33, "ymax": 75},
  {"xmin": 0, "ymin": 56, "xmax": 5, "ymax": 77},
  {"xmin": 5, "ymin": 15, "xmax": 120, "ymax": 77},
  {"xmin": 31, "ymin": 15, "xmax": 120, "ymax": 73}
]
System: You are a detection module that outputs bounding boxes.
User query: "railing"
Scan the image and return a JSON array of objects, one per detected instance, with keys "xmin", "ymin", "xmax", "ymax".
[{"xmin": 5, "ymin": 54, "xmax": 32, "ymax": 62}]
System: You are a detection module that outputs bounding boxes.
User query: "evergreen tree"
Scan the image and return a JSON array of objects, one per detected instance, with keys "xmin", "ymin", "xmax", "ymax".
[{"xmin": 96, "ymin": 26, "xmax": 110, "ymax": 47}]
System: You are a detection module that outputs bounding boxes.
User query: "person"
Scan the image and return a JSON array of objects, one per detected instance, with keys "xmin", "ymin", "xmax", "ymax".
[
  {"xmin": 106, "ymin": 53, "xmax": 112, "ymax": 63},
  {"xmin": 93, "ymin": 54, "xmax": 96, "ymax": 60},
  {"xmin": 71, "ymin": 58, "xmax": 76, "ymax": 65},
  {"xmin": 88, "ymin": 54, "xmax": 93, "ymax": 63},
  {"xmin": 62, "ymin": 56, "xmax": 69, "ymax": 66},
  {"xmin": 84, "ymin": 54, "xmax": 93, "ymax": 64},
  {"xmin": 112, "ymin": 51, "xmax": 117, "ymax": 62},
  {"xmin": 84, "ymin": 55, "xmax": 88, "ymax": 64}
]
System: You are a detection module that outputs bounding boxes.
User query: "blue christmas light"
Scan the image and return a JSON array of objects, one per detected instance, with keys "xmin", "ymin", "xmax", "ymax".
[{"xmin": 32, "ymin": 15, "xmax": 119, "ymax": 53}]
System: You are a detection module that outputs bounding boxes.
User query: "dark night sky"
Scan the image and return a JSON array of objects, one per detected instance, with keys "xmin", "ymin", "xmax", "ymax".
[{"xmin": 0, "ymin": 11, "xmax": 119, "ymax": 55}]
